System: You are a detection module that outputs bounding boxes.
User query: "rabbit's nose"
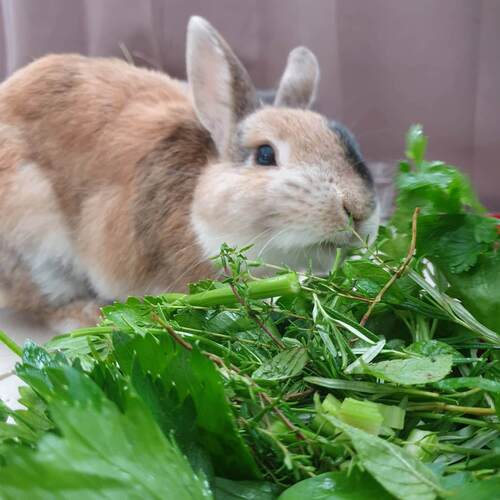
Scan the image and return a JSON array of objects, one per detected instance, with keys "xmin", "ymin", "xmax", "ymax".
[
  {"xmin": 342, "ymin": 192, "xmax": 377, "ymax": 223},
  {"xmin": 342, "ymin": 201, "xmax": 360, "ymax": 223}
]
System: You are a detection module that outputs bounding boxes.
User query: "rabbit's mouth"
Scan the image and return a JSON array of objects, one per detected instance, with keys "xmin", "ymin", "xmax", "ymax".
[
  {"xmin": 316, "ymin": 228, "xmax": 360, "ymax": 250},
  {"xmin": 319, "ymin": 203, "xmax": 380, "ymax": 250},
  {"xmin": 316, "ymin": 240, "xmax": 351, "ymax": 251}
]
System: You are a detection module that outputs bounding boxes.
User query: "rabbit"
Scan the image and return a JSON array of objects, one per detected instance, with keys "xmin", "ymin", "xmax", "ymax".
[{"xmin": 0, "ymin": 16, "xmax": 379, "ymax": 332}]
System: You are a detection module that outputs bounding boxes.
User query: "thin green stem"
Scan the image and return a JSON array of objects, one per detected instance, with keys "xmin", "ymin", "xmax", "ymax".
[
  {"xmin": 0, "ymin": 329, "xmax": 22, "ymax": 357},
  {"xmin": 408, "ymin": 402, "xmax": 496, "ymax": 416},
  {"xmin": 410, "ymin": 412, "xmax": 498, "ymax": 429},
  {"xmin": 435, "ymin": 444, "xmax": 490, "ymax": 457}
]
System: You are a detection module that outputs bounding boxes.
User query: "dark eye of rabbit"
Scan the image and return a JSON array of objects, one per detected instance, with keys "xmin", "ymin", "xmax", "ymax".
[{"xmin": 255, "ymin": 144, "xmax": 276, "ymax": 166}]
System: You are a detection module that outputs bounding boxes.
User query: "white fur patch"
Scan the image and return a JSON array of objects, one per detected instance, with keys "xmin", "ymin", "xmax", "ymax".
[
  {"xmin": 191, "ymin": 154, "xmax": 380, "ymax": 277},
  {"xmin": 356, "ymin": 202, "xmax": 380, "ymax": 245},
  {"xmin": 274, "ymin": 140, "xmax": 291, "ymax": 165},
  {"xmin": 5, "ymin": 163, "xmax": 88, "ymax": 304}
]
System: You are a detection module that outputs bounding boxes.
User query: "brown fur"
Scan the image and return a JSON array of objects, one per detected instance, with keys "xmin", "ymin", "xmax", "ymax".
[
  {"xmin": 0, "ymin": 54, "xmax": 214, "ymax": 326},
  {"xmin": 0, "ymin": 17, "xmax": 378, "ymax": 331}
]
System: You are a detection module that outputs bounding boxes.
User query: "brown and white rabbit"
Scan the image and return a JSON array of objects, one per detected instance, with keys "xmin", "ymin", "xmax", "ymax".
[{"xmin": 0, "ymin": 16, "xmax": 379, "ymax": 332}]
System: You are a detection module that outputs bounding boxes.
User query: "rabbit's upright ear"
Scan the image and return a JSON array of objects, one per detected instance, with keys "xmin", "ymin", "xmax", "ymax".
[
  {"xmin": 187, "ymin": 16, "xmax": 259, "ymax": 154},
  {"xmin": 274, "ymin": 47, "xmax": 320, "ymax": 109}
]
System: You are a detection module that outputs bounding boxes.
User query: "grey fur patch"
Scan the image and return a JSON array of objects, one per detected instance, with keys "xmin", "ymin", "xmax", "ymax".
[{"xmin": 329, "ymin": 121, "xmax": 374, "ymax": 187}]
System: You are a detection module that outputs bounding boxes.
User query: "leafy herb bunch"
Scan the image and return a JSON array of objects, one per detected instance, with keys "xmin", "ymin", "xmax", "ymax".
[{"xmin": 0, "ymin": 126, "xmax": 498, "ymax": 499}]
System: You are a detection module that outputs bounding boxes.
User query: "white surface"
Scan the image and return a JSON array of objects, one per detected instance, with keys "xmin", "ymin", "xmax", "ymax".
[{"xmin": 0, "ymin": 309, "xmax": 53, "ymax": 409}]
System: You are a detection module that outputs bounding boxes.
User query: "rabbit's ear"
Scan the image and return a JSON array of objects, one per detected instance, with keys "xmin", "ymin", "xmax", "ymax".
[
  {"xmin": 274, "ymin": 47, "xmax": 320, "ymax": 109},
  {"xmin": 187, "ymin": 16, "xmax": 259, "ymax": 154}
]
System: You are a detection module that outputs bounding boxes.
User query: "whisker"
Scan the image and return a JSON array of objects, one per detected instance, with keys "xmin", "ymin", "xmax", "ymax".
[{"xmin": 257, "ymin": 228, "xmax": 287, "ymax": 259}]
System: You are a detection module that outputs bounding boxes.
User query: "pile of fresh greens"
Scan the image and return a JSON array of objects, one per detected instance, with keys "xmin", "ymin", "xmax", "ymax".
[{"xmin": 0, "ymin": 126, "xmax": 498, "ymax": 499}]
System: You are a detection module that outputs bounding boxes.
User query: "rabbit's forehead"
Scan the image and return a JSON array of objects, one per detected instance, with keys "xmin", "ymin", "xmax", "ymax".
[{"xmin": 240, "ymin": 108, "xmax": 346, "ymax": 163}]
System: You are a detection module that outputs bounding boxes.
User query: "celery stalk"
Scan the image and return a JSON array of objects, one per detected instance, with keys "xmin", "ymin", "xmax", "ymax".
[
  {"xmin": 339, "ymin": 398, "xmax": 383, "ymax": 435},
  {"xmin": 322, "ymin": 394, "xmax": 342, "ymax": 415},
  {"xmin": 376, "ymin": 402, "xmax": 406, "ymax": 430},
  {"xmin": 161, "ymin": 273, "xmax": 300, "ymax": 307}
]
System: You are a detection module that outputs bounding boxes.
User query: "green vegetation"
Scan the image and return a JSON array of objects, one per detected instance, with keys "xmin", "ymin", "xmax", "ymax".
[{"xmin": 0, "ymin": 126, "xmax": 498, "ymax": 499}]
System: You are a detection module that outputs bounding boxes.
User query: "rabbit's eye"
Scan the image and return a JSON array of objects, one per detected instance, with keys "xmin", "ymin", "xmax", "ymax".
[{"xmin": 255, "ymin": 144, "xmax": 276, "ymax": 166}]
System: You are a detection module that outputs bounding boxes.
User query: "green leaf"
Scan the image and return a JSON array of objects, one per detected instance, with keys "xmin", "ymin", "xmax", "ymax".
[
  {"xmin": 439, "ymin": 472, "xmax": 472, "ymax": 491},
  {"xmin": 405, "ymin": 124, "xmax": 427, "ymax": 166},
  {"xmin": 214, "ymin": 477, "xmax": 280, "ymax": 499},
  {"xmin": 405, "ymin": 340, "xmax": 462, "ymax": 358},
  {"xmin": 0, "ymin": 389, "xmax": 52, "ymax": 445},
  {"xmin": 0, "ymin": 366, "xmax": 211, "ymax": 499},
  {"xmin": 326, "ymin": 417, "xmax": 444, "ymax": 500},
  {"xmin": 449, "ymin": 477, "xmax": 500, "ymax": 500},
  {"xmin": 342, "ymin": 261, "xmax": 409, "ymax": 304},
  {"xmin": 305, "ymin": 377, "xmax": 399, "ymax": 395},
  {"xmin": 416, "ymin": 214, "xmax": 497, "ymax": 273},
  {"xmin": 434, "ymin": 377, "xmax": 500, "ymax": 394},
  {"xmin": 252, "ymin": 348, "xmax": 308, "ymax": 381},
  {"xmin": 0, "ymin": 354, "xmax": 56, "ymax": 447},
  {"xmin": 391, "ymin": 127, "xmax": 486, "ymax": 233},
  {"xmin": 0, "ymin": 400, "xmax": 8, "ymax": 423},
  {"xmin": 365, "ymin": 355, "xmax": 453, "ymax": 385},
  {"xmin": 102, "ymin": 297, "xmax": 152, "ymax": 335},
  {"xmin": 278, "ymin": 469, "xmax": 395, "ymax": 499},
  {"xmin": 404, "ymin": 429, "xmax": 438, "ymax": 462},
  {"xmin": 114, "ymin": 333, "xmax": 259, "ymax": 480},
  {"xmin": 203, "ymin": 310, "xmax": 256, "ymax": 334},
  {"xmin": 409, "ymin": 269, "xmax": 500, "ymax": 344},
  {"xmin": 445, "ymin": 253, "xmax": 500, "ymax": 334}
]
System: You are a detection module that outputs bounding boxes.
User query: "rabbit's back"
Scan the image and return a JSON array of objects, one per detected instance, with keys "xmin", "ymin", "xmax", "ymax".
[
  {"xmin": 0, "ymin": 54, "xmax": 213, "ymax": 314},
  {"xmin": 0, "ymin": 55, "xmax": 193, "ymax": 206}
]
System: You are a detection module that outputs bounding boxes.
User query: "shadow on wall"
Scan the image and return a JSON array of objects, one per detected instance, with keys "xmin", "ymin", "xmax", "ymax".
[{"xmin": 0, "ymin": 0, "xmax": 498, "ymax": 209}]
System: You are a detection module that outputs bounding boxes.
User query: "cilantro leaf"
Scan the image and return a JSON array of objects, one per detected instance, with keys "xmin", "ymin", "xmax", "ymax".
[
  {"xmin": 405, "ymin": 124, "xmax": 428, "ymax": 166},
  {"xmin": 416, "ymin": 214, "xmax": 498, "ymax": 273},
  {"xmin": 392, "ymin": 125, "xmax": 485, "ymax": 232}
]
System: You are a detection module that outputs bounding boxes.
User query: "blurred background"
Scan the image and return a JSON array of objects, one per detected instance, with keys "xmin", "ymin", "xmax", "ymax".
[{"xmin": 0, "ymin": 0, "xmax": 498, "ymax": 209}]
